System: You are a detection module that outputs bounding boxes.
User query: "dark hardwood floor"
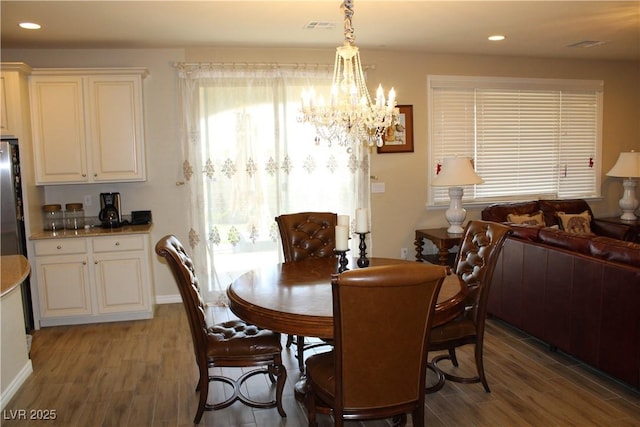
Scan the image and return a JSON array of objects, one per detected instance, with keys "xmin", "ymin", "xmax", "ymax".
[{"xmin": 3, "ymin": 303, "xmax": 639, "ymax": 426}]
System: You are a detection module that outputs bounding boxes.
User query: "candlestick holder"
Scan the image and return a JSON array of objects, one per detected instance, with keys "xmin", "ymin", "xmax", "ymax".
[
  {"xmin": 334, "ymin": 248, "xmax": 350, "ymax": 273},
  {"xmin": 357, "ymin": 232, "xmax": 370, "ymax": 268}
]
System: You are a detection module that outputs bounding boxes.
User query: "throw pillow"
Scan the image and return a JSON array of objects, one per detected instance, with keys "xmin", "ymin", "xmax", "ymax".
[
  {"xmin": 556, "ymin": 210, "xmax": 592, "ymax": 234},
  {"xmin": 507, "ymin": 210, "xmax": 546, "ymax": 226}
]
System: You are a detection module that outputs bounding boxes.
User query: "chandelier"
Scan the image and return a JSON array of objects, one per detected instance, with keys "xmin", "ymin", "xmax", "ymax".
[{"xmin": 299, "ymin": 0, "xmax": 398, "ymax": 148}]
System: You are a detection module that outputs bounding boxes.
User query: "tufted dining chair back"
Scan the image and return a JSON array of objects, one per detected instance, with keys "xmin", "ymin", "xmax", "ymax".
[
  {"xmin": 275, "ymin": 212, "xmax": 338, "ymax": 372},
  {"xmin": 451, "ymin": 220, "xmax": 512, "ymax": 326},
  {"xmin": 428, "ymin": 220, "xmax": 512, "ymax": 393},
  {"xmin": 305, "ymin": 263, "xmax": 447, "ymax": 427},
  {"xmin": 275, "ymin": 212, "xmax": 337, "ymax": 262},
  {"xmin": 155, "ymin": 235, "xmax": 287, "ymax": 423}
]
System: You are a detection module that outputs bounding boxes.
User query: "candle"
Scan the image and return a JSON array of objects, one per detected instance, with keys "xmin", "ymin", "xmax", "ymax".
[
  {"xmin": 387, "ymin": 87, "xmax": 396, "ymax": 107},
  {"xmin": 355, "ymin": 208, "xmax": 368, "ymax": 233},
  {"xmin": 309, "ymin": 86, "xmax": 315, "ymax": 109},
  {"xmin": 335, "ymin": 225, "xmax": 349, "ymax": 251},
  {"xmin": 337, "ymin": 214, "xmax": 349, "ymax": 229},
  {"xmin": 376, "ymin": 84, "xmax": 384, "ymax": 107}
]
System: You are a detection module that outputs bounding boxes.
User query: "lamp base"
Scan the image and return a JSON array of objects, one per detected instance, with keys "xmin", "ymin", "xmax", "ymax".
[
  {"xmin": 444, "ymin": 187, "xmax": 466, "ymax": 235},
  {"xmin": 446, "ymin": 224, "xmax": 465, "ymax": 234},
  {"xmin": 618, "ymin": 178, "xmax": 638, "ymax": 221},
  {"xmin": 620, "ymin": 212, "xmax": 637, "ymax": 221}
]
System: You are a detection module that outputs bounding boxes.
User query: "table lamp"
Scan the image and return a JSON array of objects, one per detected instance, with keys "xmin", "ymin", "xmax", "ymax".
[
  {"xmin": 432, "ymin": 157, "xmax": 484, "ymax": 234},
  {"xmin": 606, "ymin": 150, "xmax": 640, "ymax": 220}
]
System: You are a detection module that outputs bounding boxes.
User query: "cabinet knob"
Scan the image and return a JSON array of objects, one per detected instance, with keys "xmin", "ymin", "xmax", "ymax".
[
  {"xmin": 115, "ymin": 242, "xmax": 120, "ymax": 246},
  {"xmin": 94, "ymin": 173, "xmax": 98, "ymax": 177},
  {"xmin": 83, "ymin": 261, "xmax": 87, "ymax": 265},
  {"xmin": 57, "ymin": 245, "xmax": 62, "ymax": 250},
  {"xmin": 95, "ymin": 261, "xmax": 98, "ymax": 265},
  {"xmin": 82, "ymin": 173, "xmax": 87, "ymax": 177}
]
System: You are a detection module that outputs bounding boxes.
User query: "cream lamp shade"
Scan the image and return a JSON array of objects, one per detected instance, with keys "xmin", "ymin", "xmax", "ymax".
[
  {"xmin": 606, "ymin": 151, "xmax": 640, "ymax": 220},
  {"xmin": 432, "ymin": 157, "xmax": 484, "ymax": 234}
]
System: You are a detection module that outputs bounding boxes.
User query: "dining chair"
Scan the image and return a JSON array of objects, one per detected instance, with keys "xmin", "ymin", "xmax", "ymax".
[
  {"xmin": 305, "ymin": 263, "xmax": 447, "ymax": 427},
  {"xmin": 275, "ymin": 211, "xmax": 337, "ymax": 372},
  {"xmin": 427, "ymin": 220, "xmax": 512, "ymax": 393},
  {"xmin": 155, "ymin": 235, "xmax": 287, "ymax": 424}
]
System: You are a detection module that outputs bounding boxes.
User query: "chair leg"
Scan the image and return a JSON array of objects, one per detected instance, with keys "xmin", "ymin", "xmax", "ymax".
[
  {"xmin": 273, "ymin": 358, "xmax": 288, "ymax": 417},
  {"xmin": 431, "ymin": 342, "xmax": 490, "ymax": 393},
  {"xmin": 286, "ymin": 334, "xmax": 307, "ymax": 372},
  {"xmin": 475, "ymin": 341, "xmax": 490, "ymax": 393},
  {"xmin": 411, "ymin": 406, "xmax": 423, "ymax": 427},
  {"xmin": 297, "ymin": 335, "xmax": 306, "ymax": 373},
  {"xmin": 448, "ymin": 347, "xmax": 459, "ymax": 367},
  {"xmin": 194, "ymin": 366, "xmax": 208, "ymax": 424},
  {"xmin": 305, "ymin": 385, "xmax": 318, "ymax": 427}
]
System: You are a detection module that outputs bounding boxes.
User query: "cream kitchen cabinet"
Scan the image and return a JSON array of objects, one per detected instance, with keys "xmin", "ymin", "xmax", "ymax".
[
  {"xmin": 1, "ymin": 62, "xmax": 32, "ymax": 137},
  {"xmin": 29, "ymin": 68, "xmax": 148, "ymax": 184},
  {"xmin": 0, "ymin": 62, "xmax": 45, "ymax": 234},
  {"xmin": 32, "ymin": 233, "xmax": 154, "ymax": 326},
  {"xmin": 92, "ymin": 235, "xmax": 151, "ymax": 315}
]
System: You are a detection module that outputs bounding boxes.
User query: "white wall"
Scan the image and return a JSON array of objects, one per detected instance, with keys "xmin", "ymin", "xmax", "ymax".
[{"xmin": 3, "ymin": 47, "xmax": 639, "ymax": 301}]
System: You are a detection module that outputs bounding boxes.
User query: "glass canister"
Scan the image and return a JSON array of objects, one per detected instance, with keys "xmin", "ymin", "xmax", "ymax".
[
  {"xmin": 64, "ymin": 203, "xmax": 85, "ymax": 230},
  {"xmin": 42, "ymin": 204, "xmax": 64, "ymax": 231}
]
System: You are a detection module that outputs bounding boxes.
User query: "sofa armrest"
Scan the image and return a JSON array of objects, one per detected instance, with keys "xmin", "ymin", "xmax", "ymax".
[{"xmin": 591, "ymin": 219, "xmax": 635, "ymax": 241}]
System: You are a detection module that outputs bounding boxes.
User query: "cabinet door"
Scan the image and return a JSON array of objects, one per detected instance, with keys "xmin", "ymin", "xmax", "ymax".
[
  {"xmin": 87, "ymin": 76, "xmax": 146, "ymax": 182},
  {"xmin": 93, "ymin": 251, "xmax": 150, "ymax": 314},
  {"xmin": 35, "ymin": 254, "xmax": 92, "ymax": 317},
  {"xmin": 30, "ymin": 76, "xmax": 88, "ymax": 184},
  {"xmin": 0, "ymin": 66, "xmax": 31, "ymax": 137},
  {"xmin": 0, "ymin": 73, "xmax": 9, "ymax": 135}
]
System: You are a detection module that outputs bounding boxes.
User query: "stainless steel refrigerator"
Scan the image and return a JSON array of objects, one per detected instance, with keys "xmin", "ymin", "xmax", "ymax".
[{"xmin": 1, "ymin": 137, "xmax": 34, "ymax": 331}]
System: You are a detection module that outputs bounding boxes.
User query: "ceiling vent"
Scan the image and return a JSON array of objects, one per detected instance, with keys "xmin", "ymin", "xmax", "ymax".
[
  {"xmin": 567, "ymin": 40, "xmax": 606, "ymax": 49},
  {"xmin": 303, "ymin": 21, "xmax": 336, "ymax": 30}
]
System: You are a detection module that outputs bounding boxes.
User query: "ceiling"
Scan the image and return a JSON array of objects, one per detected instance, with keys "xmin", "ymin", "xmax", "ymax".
[{"xmin": 2, "ymin": 1, "xmax": 639, "ymax": 61}]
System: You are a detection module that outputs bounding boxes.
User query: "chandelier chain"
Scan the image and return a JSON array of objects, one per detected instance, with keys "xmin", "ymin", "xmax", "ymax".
[{"xmin": 343, "ymin": 0, "xmax": 355, "ymax": 46}]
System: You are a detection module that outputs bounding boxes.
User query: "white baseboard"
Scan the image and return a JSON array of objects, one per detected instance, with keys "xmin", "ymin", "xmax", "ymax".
[
  {"xmin": 1, "ymin": 360, "xmax": 33, "ymax": 410},
  {"xmin": 39, "ymin": 311, "xmax": 153, "ymax": 327},
  {"xmin": 155, "ymin": 294, "xmax": 182, "ymax": 304}
]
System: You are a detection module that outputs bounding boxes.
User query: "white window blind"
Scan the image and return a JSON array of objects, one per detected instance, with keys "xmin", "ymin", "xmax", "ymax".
[{"xmin": 428, "ymin": 76, "xmax": 603, "ymax": 205}]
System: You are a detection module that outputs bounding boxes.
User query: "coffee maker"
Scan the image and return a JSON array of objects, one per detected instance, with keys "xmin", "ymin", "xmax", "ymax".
[{"xmin": 99, "ymin": 192, "xmax": 121, "ymax": 228}]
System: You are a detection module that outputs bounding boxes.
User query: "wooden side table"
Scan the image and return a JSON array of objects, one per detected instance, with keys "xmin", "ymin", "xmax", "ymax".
[
  {"xmin": 415, "ymin": 228, "xmax": 462, "ymax": 267},
  {"xmin": 595, "ymin": 216, "xmax": 640, "ymax": 243}
]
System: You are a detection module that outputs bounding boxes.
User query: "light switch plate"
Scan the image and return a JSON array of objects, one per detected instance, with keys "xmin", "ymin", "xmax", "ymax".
[{"xmin": 371, "ymin": 182, "xmax": 385, "ymax": 193}]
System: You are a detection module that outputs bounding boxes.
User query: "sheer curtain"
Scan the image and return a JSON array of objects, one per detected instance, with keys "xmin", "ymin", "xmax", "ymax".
[{"xmin": 177, "ymin": 63, "xmax": 371, "ymax": 304}]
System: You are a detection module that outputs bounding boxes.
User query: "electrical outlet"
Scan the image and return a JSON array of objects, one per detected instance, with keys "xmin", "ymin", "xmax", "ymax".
[
  {"xmin": 84, "ymin": 194, "xmax": 92, "ymax": 207},
  {"xmin": 400, "ymin": 247, "xmax": 408, "ymax": 260}
]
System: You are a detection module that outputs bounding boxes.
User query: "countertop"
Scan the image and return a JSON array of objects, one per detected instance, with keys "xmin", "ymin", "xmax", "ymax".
[
  {"xmin": 30, "ymin": 223, "xmax": 153, "ymax": 240},
  {"xmin": 1, "ymin": 255, "xmax": 30, "ymax": 297}
]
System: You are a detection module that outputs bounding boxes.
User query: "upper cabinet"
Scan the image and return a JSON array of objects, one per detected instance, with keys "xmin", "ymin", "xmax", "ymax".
[
  {"xmin": 29, "ymin": 68, "xmax": 148, "ymax": 185},
  {"xmin": 1, "ymin": 62, "xmax": 33, "ymax": 138},
  {"xmin": 1, "ymin": 62, "xmax": 46, "ymax": 234}
]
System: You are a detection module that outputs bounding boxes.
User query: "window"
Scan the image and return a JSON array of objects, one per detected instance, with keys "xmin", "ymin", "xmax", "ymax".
[
  {"xmin": 178, "ymin": 65, "xmax": 370, "ymax": 303},
  {"xmin": 427, "ymin": 75, "xmax": 603, "ymax": 206}
]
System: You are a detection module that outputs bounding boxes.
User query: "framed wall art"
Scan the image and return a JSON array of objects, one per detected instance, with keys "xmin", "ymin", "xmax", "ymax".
[{"xmin": 377, "ymin": 105, "xmax": 414, "ymax": 154}]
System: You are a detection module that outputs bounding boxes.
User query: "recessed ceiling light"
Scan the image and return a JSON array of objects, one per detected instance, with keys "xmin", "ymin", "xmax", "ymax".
[
  {"xmin": 488, "ymin": 35, "xmax": 506, "ymax": 41},
  {"xmin": 19, "ymin": 22, "xmax": 41, "ymax": 30}
]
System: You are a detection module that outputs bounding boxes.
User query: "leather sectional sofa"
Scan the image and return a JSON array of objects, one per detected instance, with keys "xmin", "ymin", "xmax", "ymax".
[{"xmin": 481, "ymin": 199, "xmax": 640, "ymax": 389}]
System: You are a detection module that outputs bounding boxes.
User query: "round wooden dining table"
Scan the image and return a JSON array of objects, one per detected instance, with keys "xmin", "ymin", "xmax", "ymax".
[{"xmin": 227, "ymin": 256, "xmax": 467, "ymax": 340}]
